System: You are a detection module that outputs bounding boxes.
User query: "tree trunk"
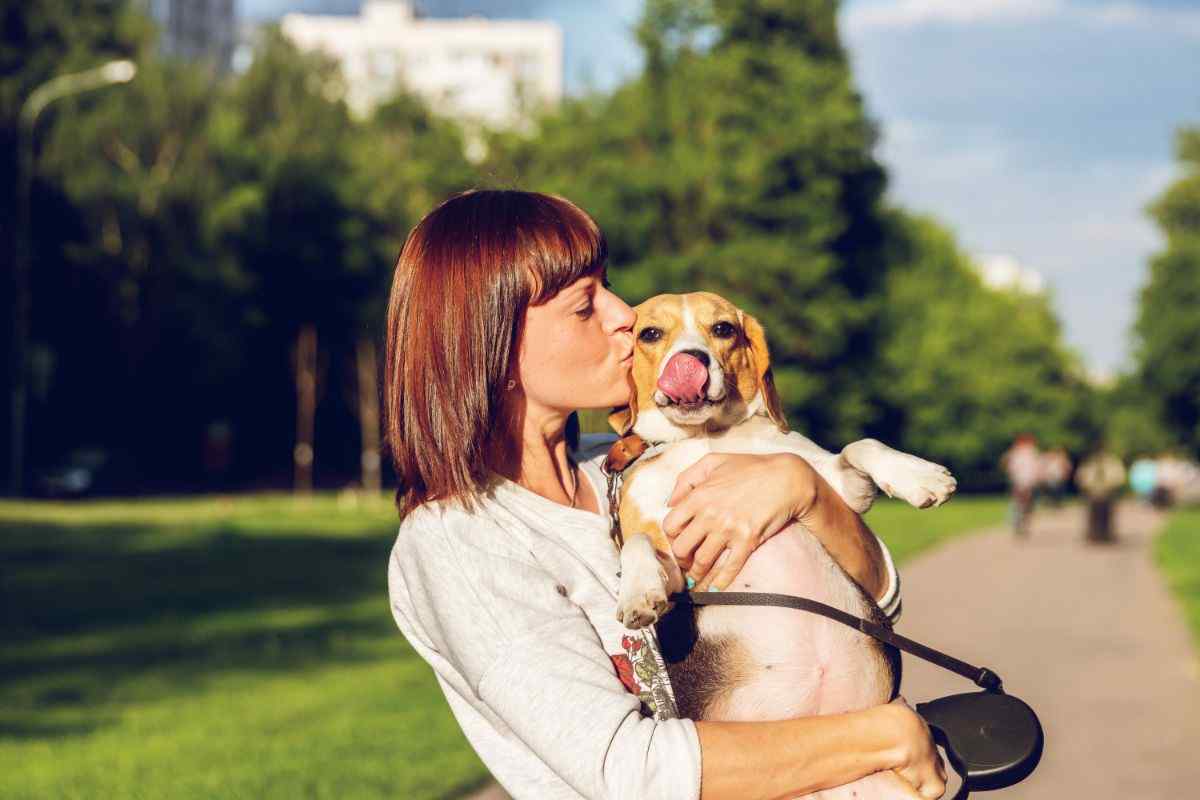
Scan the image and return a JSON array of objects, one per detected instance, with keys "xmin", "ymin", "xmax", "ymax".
[
  {"xmin": 293, "ymin": 325, "xmax": 317, "ymax": 495},
  {"xmin": 355, "ymin": 336, "xmax": 381, "ymax": 495}
]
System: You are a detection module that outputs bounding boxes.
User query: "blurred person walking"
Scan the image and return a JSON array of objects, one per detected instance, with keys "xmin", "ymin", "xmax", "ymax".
[
  {"xmin": 1129, "ymin": 456, "xmax": 1159, "ymax": 504},
  {"xmin": 1039, "ymin": 447, "xmax": 1072, "ymax": 506},
  {"xmin": 1001, "ymin": 434, "xmax": 1041, "ymax": 537},
  {"xmin": 1075, "ymin": 446, "xmax": 1126, "ymax": 544}
]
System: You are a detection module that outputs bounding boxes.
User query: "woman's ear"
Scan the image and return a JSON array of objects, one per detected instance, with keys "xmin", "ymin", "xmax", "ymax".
[
  {"xmin": 607, "ymin": 372, "xmax": 639, "ymax": 435},
  {"xmin": 741, "ymin": 311, "xmax": 788, "ymax": 432}
]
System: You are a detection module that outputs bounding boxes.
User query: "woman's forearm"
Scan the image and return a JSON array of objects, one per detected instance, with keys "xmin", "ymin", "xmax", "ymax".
[
  {"xmin": 789, "ymin": 457, "xmax": 887, "ymax": 600},
  {"xmin": 695, "ymin": 706, "xmax": 898, "ymax": 800}
]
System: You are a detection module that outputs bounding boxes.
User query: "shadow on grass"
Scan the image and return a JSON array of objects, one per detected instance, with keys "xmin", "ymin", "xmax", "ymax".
[
  {"xmin": 0, "ymin": 719, "xmax": 111, "ymax": 740},
  {"xmin": 0, "ymin": 512, "xmax": 409, "ymax": 738},
  {"xmin": 2, "ymin": 520, "xmax": 394, "ymax": 642}
]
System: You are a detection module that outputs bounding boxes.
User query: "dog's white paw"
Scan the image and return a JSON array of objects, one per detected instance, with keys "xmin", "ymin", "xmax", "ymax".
[
  {"xmin": 877, "ymin": 454, "xmax": 957, "ymax": 509},
  {"xmin": 616, "ymin": 583, "xmax": 670, "ymax": 629},
  {"xmin": 616, "ymin": 533, "xmax": 672, "ymax": 629}
]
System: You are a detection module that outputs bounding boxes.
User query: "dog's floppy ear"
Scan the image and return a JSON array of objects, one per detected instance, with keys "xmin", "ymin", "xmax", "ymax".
[
  {"xmin": 608, "ymin": 370, "xmax": 639, "ymax": 436},
  {"xmin": 740, "ymin": 311, "xmax": 788, "ymax": 432}
]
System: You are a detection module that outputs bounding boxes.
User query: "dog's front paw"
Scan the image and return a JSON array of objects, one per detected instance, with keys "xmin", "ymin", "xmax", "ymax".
[
  {"xmin": 616, "ymin": 583, "xmax": 670, "ymax": 629},
  {"xmin": 616, "ymin": 533, "xmax": 672, "ymax": 629},
  {"xmin": 878, "ymin": 455, "xmax": 957, "ymax": 509}
]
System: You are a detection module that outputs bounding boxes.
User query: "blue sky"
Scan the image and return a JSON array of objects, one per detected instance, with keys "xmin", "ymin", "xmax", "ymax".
[{"xmin": 243, "ymin": 0, "xmax": 1200, "ymax": 374}]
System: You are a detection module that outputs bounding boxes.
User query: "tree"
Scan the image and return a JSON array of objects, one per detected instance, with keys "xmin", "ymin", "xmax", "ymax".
[
  {"xmin": 1134, "ymin": 126, "xmax": 1200, "ymax": 456},
  {"xmin": 487, "ymin": 0, "xmax": 892, "ymax": 445},
  {"xmin": 34, "ymin": 54, "xmax": 235, "ymax": 483},
  {"xmin": 874, "ymin": 213, "xmax": 1095, "ymax": 487}
]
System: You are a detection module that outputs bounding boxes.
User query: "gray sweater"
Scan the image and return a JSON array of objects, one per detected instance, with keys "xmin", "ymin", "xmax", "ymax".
[{"xmin": 387, "ymin": 435, "xmax": 900, "ymax": 800}]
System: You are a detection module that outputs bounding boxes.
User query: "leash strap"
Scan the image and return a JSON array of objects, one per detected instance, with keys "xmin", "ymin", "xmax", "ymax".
[
  {"xmin": 602, "ymin": 434, "xmax": 671, "ymax": 553},
  {"xmin": 678, "ymin": 591, "xmax": 1003, "ymax": 692}
]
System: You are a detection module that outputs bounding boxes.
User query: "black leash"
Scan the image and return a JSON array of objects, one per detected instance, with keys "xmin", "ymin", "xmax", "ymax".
[{"xmin": 676, "ymin": 590, "xmax": 1004, "ymax": 693}]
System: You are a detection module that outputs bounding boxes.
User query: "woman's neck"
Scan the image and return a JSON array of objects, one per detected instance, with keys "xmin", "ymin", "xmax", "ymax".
[{"xmin": 490, "ymin": 406, "xmax": 581, "ymax": 508}]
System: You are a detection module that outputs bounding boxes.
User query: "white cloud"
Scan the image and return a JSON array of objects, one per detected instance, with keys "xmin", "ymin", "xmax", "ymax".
[
  {"xmin": 976, "ymin": 253, "xmax": 1048, "ymax": 294},
  {"xmin": 845, "ymin": 0, "xmax": 1065, "ymax": 30},
  {"xmin": 1087, "ymin": 3, "xmax": 1200, "ymax": 36},
  {"xmin": 844, "ymin": 0, "xmax": 1200, "ymax": 36},
  {"xmin": 874, "ymin": 114, "xmax": 1176, "ymax": 371}
]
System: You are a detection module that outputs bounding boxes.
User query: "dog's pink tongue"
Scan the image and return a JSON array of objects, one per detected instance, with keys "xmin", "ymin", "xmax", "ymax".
[{"xmin": 657, "ymin": 352, "xmax": 708, "ymax": 403}]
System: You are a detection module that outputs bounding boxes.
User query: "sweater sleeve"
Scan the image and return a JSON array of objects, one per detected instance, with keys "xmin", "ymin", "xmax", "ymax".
[
  {"xmin": 388, "ymin": 508, "xmax": 702, "ymax": 800},
  {"xmin": 873, "ymin": 530, "xmax": 902, "ymax": 623}
]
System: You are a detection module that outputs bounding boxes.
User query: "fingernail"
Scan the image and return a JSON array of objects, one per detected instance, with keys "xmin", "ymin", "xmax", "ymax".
[
  {"xmin": 707, "ymin": 585, "xmax": 720, "ymax": 592},
  {"xmin": 686, "ymin": 576, "xmax": 696, "ymax": 589}
]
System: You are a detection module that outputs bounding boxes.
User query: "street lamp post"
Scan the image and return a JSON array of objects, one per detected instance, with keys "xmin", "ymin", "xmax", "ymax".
[{"xmin": 9, "ymin": 59, "xmax": 137, "ymax": 497}]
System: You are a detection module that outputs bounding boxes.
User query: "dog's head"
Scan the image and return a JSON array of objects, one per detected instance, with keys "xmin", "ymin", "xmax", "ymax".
[{"xmin": 608, "ymin": 292, "xmax": 787, "ymax": 442}]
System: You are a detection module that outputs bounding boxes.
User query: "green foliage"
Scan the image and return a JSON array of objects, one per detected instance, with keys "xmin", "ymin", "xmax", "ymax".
[
  {"xmin": 7, "ymin": 0, "xmax": 1093, "ymax": 491},
  {"xmin": 1155, "ymin": 508, "xmax": 1200, "ymax": 648},
  {"xmin": 1097, "ymin": 375, "xmax": 1176, "ymax": 460},
  {"xmin": 876, "ymin": 213, "xmax": 1096, "ymax": 486},
  {"xmin": 1135, "ymin": 126, "xmax": 1200, "ymax": 457},
  {"xmin": 487, "ymin": 0, "xmax": 889, "ymax": 445}
]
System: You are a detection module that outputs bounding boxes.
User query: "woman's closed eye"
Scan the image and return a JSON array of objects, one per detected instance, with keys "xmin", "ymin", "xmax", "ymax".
[{"xmin": 575, "ymin": 302, "xmax": 595, "ymax": 320}]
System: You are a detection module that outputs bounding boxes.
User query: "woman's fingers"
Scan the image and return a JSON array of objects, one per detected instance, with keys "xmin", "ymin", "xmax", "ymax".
[
  {"xmin": 705, "ymin": 542, "xmax": 753, "ymax": 591},
  {"xmin": 687, "ymin": 533, "xmax": 728, "ymax": 586},
  {"xmin": 662, "ymin": 491, "xmax": 700, "ymax": 538},
  {"xmin": 672, "ymin": 520, "xmax": 705, "ymax": 568},
  {"xmin": 893, "ymin": 764, "xmax": 946, "ymax": 800},
  {"xmin": 666, "ymin": 453, "xmax": 724, "ymax": 507}
]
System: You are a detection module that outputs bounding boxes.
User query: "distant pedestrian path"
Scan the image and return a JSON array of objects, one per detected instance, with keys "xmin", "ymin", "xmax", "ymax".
[{"xmin": 898, "ymin": 502, "xmax": 1200, "ymax": 799}]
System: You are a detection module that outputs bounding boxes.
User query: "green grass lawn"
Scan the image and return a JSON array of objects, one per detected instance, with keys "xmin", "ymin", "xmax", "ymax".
[
  {"xmin": 1155, "ymin": 508, "xmax": 1200, "ymax": 646},
  {"xmin": 0, "ymin": 492, "xmax": 1005, "ymax": 799}
]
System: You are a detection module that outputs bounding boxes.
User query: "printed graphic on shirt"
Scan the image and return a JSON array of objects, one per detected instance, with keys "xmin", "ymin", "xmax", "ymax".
[{"xmin": 611, "ymin": 628, "xmax": 679, "ymax": 721}]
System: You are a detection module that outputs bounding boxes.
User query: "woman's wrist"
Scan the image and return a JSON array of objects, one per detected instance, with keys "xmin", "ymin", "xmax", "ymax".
[
  {"xmin": 872, "ymin": 702, "xmax": 914, "ymax": 770},
  {"xmin": 789, "ymin": 459, "xmax": 888, "ymax": 600},
  {"xmin": 779, "ymin": 453, "xmax": 820, "ymax": 522}
]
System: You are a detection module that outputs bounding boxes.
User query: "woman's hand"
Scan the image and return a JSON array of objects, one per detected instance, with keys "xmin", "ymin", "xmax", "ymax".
[
  {"xmin": 883, "ymin": 698, "xmax": 948, "ymax": 799},
  {"xmin": 662, "ymin": 452, "xmax": 818, "ymax": 591}
]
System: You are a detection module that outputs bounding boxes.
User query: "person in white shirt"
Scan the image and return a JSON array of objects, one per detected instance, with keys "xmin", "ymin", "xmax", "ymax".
[
  {"xmin": 383, "ymin": 190, "xmax": 944, "ymax": 800},
  {"xmin": 1001, "ymin": 434, "xmax": 1040, "ymax": 537}
]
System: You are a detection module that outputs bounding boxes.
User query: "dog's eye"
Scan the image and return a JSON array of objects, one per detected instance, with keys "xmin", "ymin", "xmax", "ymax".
[
  {"xmin": 711, "ymin": 321, "xmax": 737, "ymax": 339},
  {"xmin": 638, "ymin": 327, "xmax": 663, "ymax": 344}
]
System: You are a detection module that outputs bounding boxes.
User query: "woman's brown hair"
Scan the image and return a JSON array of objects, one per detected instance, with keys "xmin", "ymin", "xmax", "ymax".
[{"xmin": 384, "ymin": 190, "xmax": 607, "ymax": 518}]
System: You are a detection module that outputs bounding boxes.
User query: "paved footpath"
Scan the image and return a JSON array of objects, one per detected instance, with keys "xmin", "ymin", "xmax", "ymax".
[
  {"xmin": 469, "ymin": 502, "xmax": 1200, "ymax": 799},
  {"xmin": 898, "ymin": 502, "xmax": 1200, "ymax": 799}
]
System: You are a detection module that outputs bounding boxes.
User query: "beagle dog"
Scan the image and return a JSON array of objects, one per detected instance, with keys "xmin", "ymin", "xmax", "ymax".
[{"xmin": 609, "ymin": 293, "xmax": 955, "ymax": 794}]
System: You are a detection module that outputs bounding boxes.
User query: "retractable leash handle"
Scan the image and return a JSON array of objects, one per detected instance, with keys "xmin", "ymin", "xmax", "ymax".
[{"xmin": 677, "ymin": 591, "xmax": 1044, "ymax": 797}]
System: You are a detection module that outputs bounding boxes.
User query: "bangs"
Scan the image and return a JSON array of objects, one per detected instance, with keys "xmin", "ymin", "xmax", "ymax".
[{"xmin": 510, "ymin": 193, "xmax": 608, "ymax": 305}]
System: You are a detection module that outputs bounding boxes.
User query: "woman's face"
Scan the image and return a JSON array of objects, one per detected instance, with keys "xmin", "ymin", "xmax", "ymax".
[{"xmin": 516, "ymin": 269, "xmax": 637, "ymax": 413}]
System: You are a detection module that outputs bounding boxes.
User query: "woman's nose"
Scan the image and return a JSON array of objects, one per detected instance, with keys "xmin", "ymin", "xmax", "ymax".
[{"xmin": 605, "ymin": 295, "xmax": 636, "ymax": 334}]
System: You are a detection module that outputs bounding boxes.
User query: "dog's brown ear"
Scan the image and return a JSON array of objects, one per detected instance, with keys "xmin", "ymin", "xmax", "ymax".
[
  {"xmin": 741, "ymin": 311, "xmax": 788, "ymax": 432},
  {"xmin": 607, "ymin": 370, "xmax": 639, "ymax": 436}
]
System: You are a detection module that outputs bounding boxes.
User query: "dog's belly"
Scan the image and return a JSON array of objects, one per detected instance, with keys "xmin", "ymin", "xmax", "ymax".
[
  {"xmin": 695, "ymin": 524, "xmax": 898, "ymax": 721},
  {"xmin": 660, "ymin": 525, "xmax": 906, "ymax": 799}
]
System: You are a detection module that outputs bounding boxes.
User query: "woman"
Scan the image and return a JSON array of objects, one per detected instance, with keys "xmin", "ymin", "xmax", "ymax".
[{"xmin": 385, "ymin": 190, "xmax": 944, "ymax": 800}]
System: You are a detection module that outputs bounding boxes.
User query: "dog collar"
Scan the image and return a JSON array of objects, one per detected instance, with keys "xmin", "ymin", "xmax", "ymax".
[{"xmin": 601, "ymin": 434, "xmax": 671, "ymax": 552}]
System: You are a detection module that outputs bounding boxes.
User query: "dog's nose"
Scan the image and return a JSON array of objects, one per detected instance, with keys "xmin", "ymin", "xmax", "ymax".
[{"xmin": 680, "ymin": 349, "xmax": 710, "ymax": 368}]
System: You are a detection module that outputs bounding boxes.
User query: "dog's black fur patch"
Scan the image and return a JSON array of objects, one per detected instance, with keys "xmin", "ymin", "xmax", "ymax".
[{"xmin": 656, "ymin": 604, "xmax": 750, "ymax": 720}]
